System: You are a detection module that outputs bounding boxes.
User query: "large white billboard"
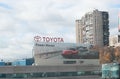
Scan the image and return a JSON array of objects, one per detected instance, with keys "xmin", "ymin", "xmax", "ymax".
[
  {"xmin": 33, "ymin": 36, "xmax": 99, "ymax": 66},
  {"xmin": 33, "ymin": 42, "xmax": 99, "ymax": 59}
]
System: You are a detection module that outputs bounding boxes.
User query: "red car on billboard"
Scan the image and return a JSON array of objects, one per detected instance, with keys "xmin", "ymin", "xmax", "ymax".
[{"xmin": 61, "ymin": 48, "xmax": 79, "ymax": 59}]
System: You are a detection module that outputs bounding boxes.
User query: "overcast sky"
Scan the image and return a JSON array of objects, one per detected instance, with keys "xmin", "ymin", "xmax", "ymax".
[{"xmin": 0, "ymin": 0, "xmax": 120, "ymax": 61}]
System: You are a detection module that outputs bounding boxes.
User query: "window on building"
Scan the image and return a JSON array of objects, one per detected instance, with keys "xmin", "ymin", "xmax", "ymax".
[
  {"xmin": 118, "ymin": 35, "xmax": 120, "ymax": 43},
  {"xmin": 63, "ymin": 61, "xmax": 76, "ymax": 64}
]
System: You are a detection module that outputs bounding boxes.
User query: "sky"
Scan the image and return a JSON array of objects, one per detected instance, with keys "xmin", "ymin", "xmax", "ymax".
[{"xmin": 0, "ymin": 0, "xmax": 120, "ymax": 61}]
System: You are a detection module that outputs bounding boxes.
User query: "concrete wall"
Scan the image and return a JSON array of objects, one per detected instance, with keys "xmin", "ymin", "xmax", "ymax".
[
  {"xmin": 0, "ymin": 76, "xmax": 102, "ymax": 79},
  {"xmin": 0, "ymin": 65, "xmax": 101, "ymax": 73},
  {"xmin": 0, "ymin": 65, "xmax": 101, "ymax": 79},
  {"xmin": 35, "ymin": 58, "xmax": 99, "ymax": 66}
]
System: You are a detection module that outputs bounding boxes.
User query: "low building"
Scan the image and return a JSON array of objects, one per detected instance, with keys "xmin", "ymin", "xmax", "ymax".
[
  {"xmin": 0, "ymin": 61, "xmax": 5, "ymax": 66},
  {"xmin": 109, "ymin": 35, "xmax": 120, "ymax": 46},
  {"xmin": 33, "ymin": 42, "xmax": 99, "ymax": 66},
  {"xmin": 102, "ymin": 63, "xmax": 120, "ymax": 79},
  {"xmin": 12, "ymin": 58, "xmax": 34, "ymax": 66},
  {"xmin": 0, "ymin": 65, "xmax": 101, "ymax": 79}
]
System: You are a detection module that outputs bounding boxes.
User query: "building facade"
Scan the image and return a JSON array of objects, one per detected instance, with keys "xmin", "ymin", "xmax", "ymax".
[
  {"xmin": 32, "ymin": 41, "xmax": 101, "ymax": 78},
  {"xmin": 76, "ymin": 9, "xmax": 109, "ymax": 47},
  {"xmin": 33, "ymin": 42, "xmax": 99, "ymax": 66},
  {"xmin": 109, "ymin": 35, "xmax": 120, "ymax": 46},
  {"xmin": 102, "ymin": 63, "xmax": 120, "ymax": 79},
  {"xmin": 12, "ymin": 58, "xmax": 34, "ymax": 66},
  {"xmin": 0, "ymin": 65, "xmax": 101, "ymax": 79}
]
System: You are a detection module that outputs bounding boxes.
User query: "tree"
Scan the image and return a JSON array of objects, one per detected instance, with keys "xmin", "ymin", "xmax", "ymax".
[
  {"xmin": 114, "ymin": 46, "xmax": 120, "ymax": 62},
  {"xmin": 99, "ymin": 46, "xmax": 114, "ymax": 64}
]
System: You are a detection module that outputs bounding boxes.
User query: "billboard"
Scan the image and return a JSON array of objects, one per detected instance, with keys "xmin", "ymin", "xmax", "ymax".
[
  {"xmin": 33, "ymin": 36, "xmax": 99, "ymax": 65},
  {"xmin": 33, "ymin": 42, "xmax": 99, "ymax": 59}
]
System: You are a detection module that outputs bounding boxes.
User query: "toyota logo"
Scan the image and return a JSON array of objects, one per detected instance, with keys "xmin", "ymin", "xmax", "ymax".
[{"xmin": 34, "ymin": 36, "xmax": 41, "ymax": 42}]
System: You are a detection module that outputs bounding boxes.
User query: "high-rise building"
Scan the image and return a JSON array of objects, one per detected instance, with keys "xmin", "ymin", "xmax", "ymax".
[{"xmin": 76, "ymin": 9, "xmax": 109, "ymax": 47}]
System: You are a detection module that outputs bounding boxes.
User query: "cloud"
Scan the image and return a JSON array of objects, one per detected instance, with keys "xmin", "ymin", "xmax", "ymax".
[
  {"xmin": 0, "ymin": 2, "xmax": 12, "ymax": 9},
  {"xmin": 0, "ymin": 0, "xmax": 120, "ymax": 60}
]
